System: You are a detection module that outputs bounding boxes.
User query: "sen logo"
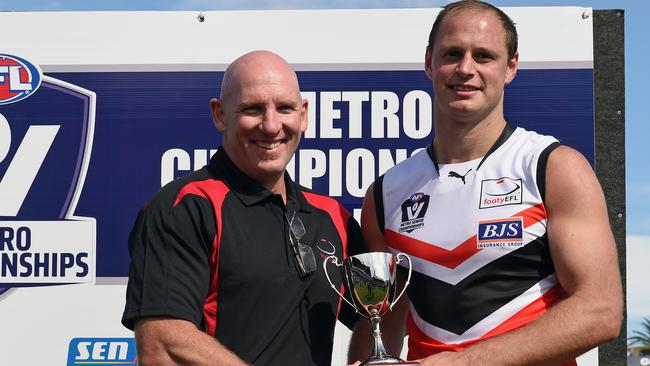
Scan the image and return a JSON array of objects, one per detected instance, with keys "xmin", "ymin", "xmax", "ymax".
[
  {"xmin": 477, "ymin": 217, "xmax": 524, "ymax": 248},
  {"xmin": 0, "ymin": 54, "xmax": 42, "ymax": 105},
  {"xmin": 67, "ymin": 338, "xmax": 137, "ymax": 366}
]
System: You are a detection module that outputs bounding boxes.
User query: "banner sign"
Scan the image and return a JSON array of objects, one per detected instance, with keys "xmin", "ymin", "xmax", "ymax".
[{"xmin": 0, "ymin": 7, "xmax": 595, "ymax": 365}]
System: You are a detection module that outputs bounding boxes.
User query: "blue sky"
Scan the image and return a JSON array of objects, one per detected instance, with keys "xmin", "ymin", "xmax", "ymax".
[{"xmin": 2, "ymin": 0, "xmax": 648, "ymax": 343}]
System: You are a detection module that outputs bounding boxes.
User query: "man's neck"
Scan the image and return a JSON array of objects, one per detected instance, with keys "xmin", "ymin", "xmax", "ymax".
[{"xmin": 432, "ymin": 111, "xmax": 507, "ymax": 164}]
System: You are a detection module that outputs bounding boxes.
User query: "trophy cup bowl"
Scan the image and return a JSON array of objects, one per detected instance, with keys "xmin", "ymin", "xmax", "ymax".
[{"xmin": 324, "ymin": 252, "xmax": 417, "ymax": 365}]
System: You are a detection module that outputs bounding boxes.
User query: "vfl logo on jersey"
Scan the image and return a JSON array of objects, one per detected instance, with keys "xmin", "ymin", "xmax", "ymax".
[
  {"xmin": 399, "ymin": 192, "xmax": 429, "ymax": 233},
  {"xmin": 477, "ymin": 217, "xmax": 524, "ymax": 248},
  {"xmin": 479, "ymin": 177, "xmax": 522, "ymax": 209},
  {"xmin": 0, "ymin": 54, "xmax": 42, "ymax": 105},
  {"xmin": 67, "ymin": 338, "xmax": 137, "ymax": 365},
  {"xmin": 0, "ymin": 74, "xmax": 96, "ymax": 297}
]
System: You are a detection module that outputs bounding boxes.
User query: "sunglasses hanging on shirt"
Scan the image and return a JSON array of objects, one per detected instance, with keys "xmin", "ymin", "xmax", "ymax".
[{"xmin": 285, "ymin": 211, "xmax": 317, "ymax": 278}]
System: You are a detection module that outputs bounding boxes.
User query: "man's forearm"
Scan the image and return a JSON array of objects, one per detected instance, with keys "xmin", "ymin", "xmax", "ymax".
[
  {"xmin": 136, "ymin": 318, "xmax": 249, "ymax": 366},
  {"xmin": 348, "ymin": 320, "xmax": 373, "ymax": 363},
  {"xmin": 458, "ymin": 290, "xmax": 620, "ymax": 366}
]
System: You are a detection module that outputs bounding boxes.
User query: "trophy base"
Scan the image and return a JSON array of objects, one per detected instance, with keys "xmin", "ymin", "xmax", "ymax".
[
  {"xmin": 361, "ymin": 356, "xmax": 420, "ymax": 365},
  {"xmin": 362, "ymin": 361, "xmax": 420, "ymax": 365}
]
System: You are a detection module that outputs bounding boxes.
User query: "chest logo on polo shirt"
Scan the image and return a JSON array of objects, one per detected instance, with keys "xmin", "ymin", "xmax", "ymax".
[
  {"xmin": 479, "ymin": 177, "xmax": 522, "ymax": 209},
  {"xmin": 477, "ymin": 217, "xmax": 524, "ymax": 248},
  {"xmin": 399, "ymin": 192, "xmax": 430, "ymax": 233},
  {"xmin": 316, "ymin": 238, "xmax": 336, "ymax": 259}
]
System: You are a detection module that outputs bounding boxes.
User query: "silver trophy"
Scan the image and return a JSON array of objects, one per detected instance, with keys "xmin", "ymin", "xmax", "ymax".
[{"xmin": 324, "ymin": 252, "xmax": 416, "ymax": 365}]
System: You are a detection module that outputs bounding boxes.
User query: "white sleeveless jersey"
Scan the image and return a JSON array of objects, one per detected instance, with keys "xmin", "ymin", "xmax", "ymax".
[{"xmin": 378, "ymin": 125, "xmax": 571, "ymax": 360}]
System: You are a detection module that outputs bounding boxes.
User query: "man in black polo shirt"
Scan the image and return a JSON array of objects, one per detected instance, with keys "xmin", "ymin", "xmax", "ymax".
[{"xmin": 122, "ymin": 50, "xmax": 365, "ymax": 365}]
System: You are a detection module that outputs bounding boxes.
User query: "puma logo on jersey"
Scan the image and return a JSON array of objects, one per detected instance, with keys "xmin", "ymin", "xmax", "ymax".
[{"xmin": 449, "ymin": 169, "xmax": 471, "ymax": 184}]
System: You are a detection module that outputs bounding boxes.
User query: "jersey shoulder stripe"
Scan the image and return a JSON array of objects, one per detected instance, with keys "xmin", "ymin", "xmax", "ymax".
[{"xmin": 172, "ymin": 178, "xmax": 231, "ymax": 336}]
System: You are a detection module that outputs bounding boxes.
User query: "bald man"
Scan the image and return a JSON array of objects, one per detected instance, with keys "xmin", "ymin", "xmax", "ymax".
[{"xmin": 122, "ymin": 51, "xmax": 365, "ymax": 365}]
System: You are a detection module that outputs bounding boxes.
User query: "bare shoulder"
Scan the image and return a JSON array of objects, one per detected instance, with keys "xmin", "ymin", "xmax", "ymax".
[
  {"xmin": 542, "ymin": 146, "xmax": 622, "ymax": 340},
  {"xmin": 360, "ymin": 182, "xmax": 390, "ymax": 252},
  {"xmin": 544, "ymin": 145, "xmax": 618, "ymax": 293},
  {"xmin": 545, "ymin": 145, "xmax": 605, "ymax": 211}
]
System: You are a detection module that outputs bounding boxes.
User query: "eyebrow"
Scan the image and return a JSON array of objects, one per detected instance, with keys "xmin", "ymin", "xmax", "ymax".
[
  {"xmin": 439, "ymin": 44, "xmax": 501, "ymax": 56},
  {"xmin": 236, "ymin": 99, "xmax": 299, "ymax": 110},
  {"xmin": 236, "ymin": 101, "xmax": 264, "ymax": 110}
]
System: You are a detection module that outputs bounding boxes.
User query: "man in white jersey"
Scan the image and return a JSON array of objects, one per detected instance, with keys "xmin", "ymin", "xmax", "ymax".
[{"xmin": 348, "ymin": 1, "xmax": 622, "ymax": 365}]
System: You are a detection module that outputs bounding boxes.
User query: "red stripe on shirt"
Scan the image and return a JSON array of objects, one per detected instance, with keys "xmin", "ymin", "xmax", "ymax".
[
  {"xmin": 302, "ymin": 192, "xmax": 351, "ymax": 257},
  {"xmin": 174, "ymin": 179, "xmax": 230, "ymax": 336},
  {"xmin": 386, "ymin": 203, "xmax": 547, "ymax": 269},
  {"xmin": 406, "ymin": 283, "xmax": 572, "ymax": 365},
  {"xmin": 302, "ymin": 191, "xmax": 352, "ymax": 319}
]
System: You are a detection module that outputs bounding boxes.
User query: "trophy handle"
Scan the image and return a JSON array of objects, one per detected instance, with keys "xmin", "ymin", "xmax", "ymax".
[
  {"xmin": 391, "ymin": 253, "xmax": 412, "ymax": 311},
  {"xmin": 323, "ymin": 255, "xmax": 359, "ymax": 311}
]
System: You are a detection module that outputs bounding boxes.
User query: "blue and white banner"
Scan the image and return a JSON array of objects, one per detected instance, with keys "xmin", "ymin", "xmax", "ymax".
[{"xmin": 0, "ymin": 7, "xmax": 595, "ymax": 365}]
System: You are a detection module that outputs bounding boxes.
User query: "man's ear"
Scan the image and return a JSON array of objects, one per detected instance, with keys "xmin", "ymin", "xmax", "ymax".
[
  {"xmin": 424, "ymin": 47, "xmax": 434, "ymax": 80},
  {"xmin": 210, "ymin": 98, "xmax": 226, "ymax": 132},
  {"xmin": 300, "ymin": 98, "xmax": 308, "ymax": 133},
  {"xmin": 505, "ymin": 51, "xmax": 519, "ymax": 85}
]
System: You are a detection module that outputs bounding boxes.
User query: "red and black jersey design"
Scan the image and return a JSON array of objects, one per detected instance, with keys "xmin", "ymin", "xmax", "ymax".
[
  {"xmin": 122, "ymin": 147, "xmax": 365, "ymax": 366},
  {"xmin": 377, "ymin": 125, "xmax": 575, "ymax": 365}
]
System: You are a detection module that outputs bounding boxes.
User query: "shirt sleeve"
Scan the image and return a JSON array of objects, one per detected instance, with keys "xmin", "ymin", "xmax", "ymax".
[{"xmin": 121, "ymin": 192, "xmax": 216, "ymax": 330}]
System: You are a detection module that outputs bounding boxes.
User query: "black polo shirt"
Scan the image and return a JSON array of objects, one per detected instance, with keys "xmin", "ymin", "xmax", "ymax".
[{"xmin": 122, "ymin": 147, "xmax": 365, "ymax": 365}]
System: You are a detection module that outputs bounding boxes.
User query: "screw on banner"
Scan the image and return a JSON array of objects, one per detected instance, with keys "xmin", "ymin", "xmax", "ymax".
[{"xmin": 197, "ymin": 12, "xmax": 206, "ymax": 23}]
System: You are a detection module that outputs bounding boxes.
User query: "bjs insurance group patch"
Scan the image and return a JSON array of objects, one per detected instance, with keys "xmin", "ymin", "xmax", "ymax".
[{"xmin": 477, "ymin": 217, "xmax": 524, "ymax": 249}]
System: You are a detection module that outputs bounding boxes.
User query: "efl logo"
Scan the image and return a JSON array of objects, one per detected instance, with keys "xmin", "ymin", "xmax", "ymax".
[
  {"xmin": 479, "ymin": 177, "xmax": 522, "ymax": 209},
  {"xmin": 0, "ymin": 54, "xmax": 42, "ymax": 105},
  {"xmin": 67, "ymin": 338, "xmax": 137, "ymax": 366},
  {"xmin": 477, "ymin": 217, "xmax": 524, "ymax": 248}
]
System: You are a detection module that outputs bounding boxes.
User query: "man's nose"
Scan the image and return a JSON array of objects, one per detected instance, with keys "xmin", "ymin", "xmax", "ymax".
[
  {"xmin": 456, "ymin": 53, "xmax": 476, "ymax": 76},
  {"xmin": 260, "ymin": 108, "xmax": 283, "ymax": 134}
]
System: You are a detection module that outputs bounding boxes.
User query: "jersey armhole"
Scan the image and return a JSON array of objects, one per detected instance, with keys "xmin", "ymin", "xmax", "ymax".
[
  {"xmin": 536, "ymin": 142, "xmax": 561, "ymax": 204},
  {"xmin": 373, "ymin": 175, "xmax": 385, "ymax": 232}
]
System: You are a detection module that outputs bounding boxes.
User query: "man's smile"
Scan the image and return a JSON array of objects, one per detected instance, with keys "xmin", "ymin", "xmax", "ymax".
[{"xmin": 252, "ymin": 140, "xmax": 284, "ymax": 150}]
